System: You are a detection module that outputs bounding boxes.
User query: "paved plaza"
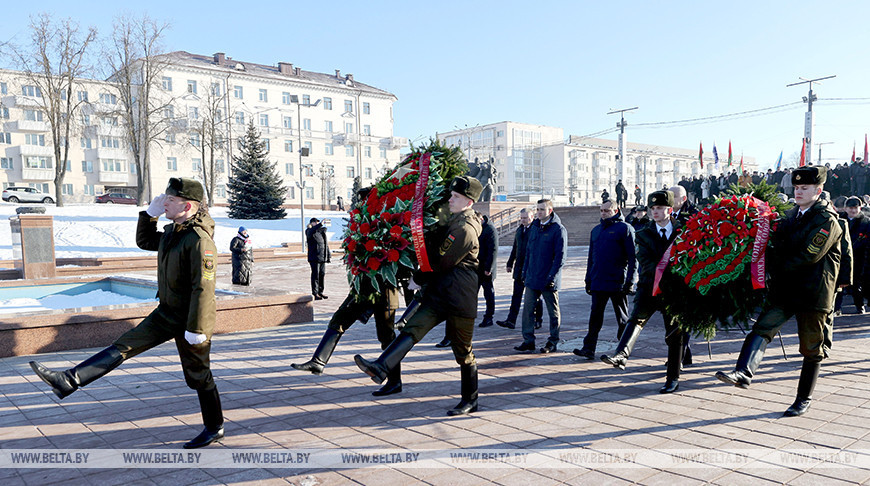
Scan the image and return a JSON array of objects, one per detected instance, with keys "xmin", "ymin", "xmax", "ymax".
[{"xmin": 3, "ymin": 247, "xmax": 870, "ymax": 484}]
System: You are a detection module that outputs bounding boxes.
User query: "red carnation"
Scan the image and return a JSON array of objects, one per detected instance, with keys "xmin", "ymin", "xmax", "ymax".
[
  {"xmin": 360, "ymin": 222, "xmax": 371, "ymax": 234},
  {"xmin": 390, "ymin": 225, "xmax": 403, "ymax": 236},
  {"xmin": 367, "ymin": 257, "xmax": 382, "ymax": 271},
  {"xmin": 404, "ymin": 211, "xmax": 412, "ymax": 225},
  {"xmin": 387, "ymin": 249, "xmax": 400, "ymax": 262},
  {"xmin": 365, "ymin": 240, "xmax": 377, "ymax": 252},
  {"xmin": 347, "ymin": 240, "xmax": 357, "ymax": 252}
]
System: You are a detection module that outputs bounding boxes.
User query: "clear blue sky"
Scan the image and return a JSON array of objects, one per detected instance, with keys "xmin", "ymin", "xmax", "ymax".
[{"xmin": 3, "ymin": 1, "xmax": 869, "ymax": 170}]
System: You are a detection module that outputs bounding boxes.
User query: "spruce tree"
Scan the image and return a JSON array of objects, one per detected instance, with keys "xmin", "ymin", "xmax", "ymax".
[{"xmin": 227, "ymin": 121, "xmax": 287, "ymax": 219}]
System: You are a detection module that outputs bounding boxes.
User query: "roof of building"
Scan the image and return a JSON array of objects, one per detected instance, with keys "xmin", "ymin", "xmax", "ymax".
[
  {"xmin": 568, "ymin": 136, "xmax": 756, "ymax": 163},
  {"xmin": 160, "ymin": 51, "xmax": 397, "ymax": 100}
]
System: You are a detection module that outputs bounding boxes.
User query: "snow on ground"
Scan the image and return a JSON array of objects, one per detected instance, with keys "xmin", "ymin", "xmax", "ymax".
[
  {"xmin": 0, "ymin": 289, "xmax": 157, "ymax": 315},
  {"xmin": 0, "ymin": 202, "xmax": 349, "ymax": 260}
]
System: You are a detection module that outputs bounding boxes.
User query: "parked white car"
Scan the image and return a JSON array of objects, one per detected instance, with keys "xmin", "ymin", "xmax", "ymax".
[{"xmin": 1, "ymin": 186, "xmax": 55, "ymax": 204}]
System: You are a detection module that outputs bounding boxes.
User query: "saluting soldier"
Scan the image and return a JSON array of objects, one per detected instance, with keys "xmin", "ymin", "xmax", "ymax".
[
  {"xmin": 716, "ymin": 166, "xmax": 847, "ymax": 417},
  {"xmin": 30, "ymin": 178, "xmax": 225, "ymax": 448},
  {"xmin": 601, "ymin": 190, "xmax": 686, "ymax": 393},
  {"xmin": 355, "ymin": 176, "xmax": 483, "ymax": 416}
]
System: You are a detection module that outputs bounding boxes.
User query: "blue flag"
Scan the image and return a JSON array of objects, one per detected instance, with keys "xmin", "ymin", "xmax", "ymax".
[
  {"xmin": 775, "ymin": 151, "xmax": 782, "ymax": 171},
  {"xmin": 713, "ymin": 144, "xmax": 719, "ymax": 167}
]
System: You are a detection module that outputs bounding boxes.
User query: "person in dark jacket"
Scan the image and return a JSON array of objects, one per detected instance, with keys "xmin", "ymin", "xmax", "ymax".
[
  {"xmin": 634, "ymin": 185, "xmax": 643, "ymax": 206},
  {"xmin": 601, "ymin": 189, "xmax": 610, "ymax": 203},
  {"xmin": 306, "ymin": 217, "xmax": 331, "ymax": 300},
  {"xmin": 835, "ymin": 197, "xmax": 870, "ymax": 314},
  {"xmin": 476, "ymin": 213, "xmax": 498, "ymax": 327},
  {"xmin": 716, "ymin": 166, "xmax": 847, "ymax": 417},
  {"xmin": 573, "ymin": 200, "xmax": 637, "ymax": 359},
  {"xmin": 626, "ymin": 205, "xmax": 650, "ymax": 231},
  {"xmin": 670, "ymin": 185, "xmax": 698, "ymax": 226},
  {"xmin": 497, "ymin": 209, "xmax": 542, "ymax": 330},
  {"xmin": 615, "ymin": 180, "xmax": 628, "ymax": 208},
  {"xmin": 30, "ymin": 178, "xmax": 225, "ymax": 448},
  {"xmin": 601, "ymin": 190, "xmax": 686, "ymax": 393},
  {"xmin": 513, "ymin": 199, "xmax": 568, "ymax": 354},
  {"xmin": 355, "ymin": 176, "xmax": 483, "ymax": 416},
  {"xmin": 230, "ymin": 226, "xmax": 253, "ymax": 285}
]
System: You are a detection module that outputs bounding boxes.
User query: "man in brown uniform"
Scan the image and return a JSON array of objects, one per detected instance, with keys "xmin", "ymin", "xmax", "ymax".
[
  {"xmin": 355, "ymin": 176, "xmax": 483, "ymax": 415},
  {"xmin": 716, "ymin": 166, "xmax": 847, "ymax": 417},
  {"xmin": 29, "ymin": 178, "xmax": 224, "ymax": 448}
]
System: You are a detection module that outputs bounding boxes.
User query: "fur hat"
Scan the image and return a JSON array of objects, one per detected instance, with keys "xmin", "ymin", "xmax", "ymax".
[
  {"xmin": 791, "ymin": 166, "xmax": 827, "ymax": 186},
  {"xmin": 449, "ymin": 176, "xmax": 483, "ymax": 202},
  {"xmin": 647, "ymin": 190, "xmax": 674, "ymax": 208},
  {"xmin": 166, "ymin": 177, "xmax": 204, "ymax": 203}
]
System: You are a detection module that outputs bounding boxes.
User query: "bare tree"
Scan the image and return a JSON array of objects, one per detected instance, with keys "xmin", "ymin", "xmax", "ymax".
[
  {"xmin": 190, "ymin": 76, "xmax": 230, "ymax": 205},
  {"xmin": 104, "ymin": 13, "xmax": 173, "ymax": 204},
  {"xmin": 7, "ymin": 13, "xmax": 97, "ymax": 207}
]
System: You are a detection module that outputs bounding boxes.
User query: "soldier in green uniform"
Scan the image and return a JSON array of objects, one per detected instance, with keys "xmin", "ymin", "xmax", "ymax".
[
  {"xmin": 29, "ymin": 178, "xmax": 225, "ymax": 448},
  {"xmin": 355, "ymin": 176, "xmax": 483, "ymax": 416},
  {"xmin": 716, "ymin": 166, "xmax": 848, "ymax": 417},
  {"xmin": 601, "ymin": 190, "xmax": 686, "ymax": 393},
  {"xmin": 291, "ymin": 286, "xmax": 404, "ymax": 396}
]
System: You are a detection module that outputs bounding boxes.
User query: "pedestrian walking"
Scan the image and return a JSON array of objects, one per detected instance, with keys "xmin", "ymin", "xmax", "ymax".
[
  {"xmin": 476, "ymin": 213, "xmax": 498, "ymax": 327},
  {"xmin": 230, "ymin": 226, "xmax": 253, "ymax": 285},
  {"xmin": 497, "ymin": 209, "xmax": 543, "ymax": 330},
  {"xmin": 306, "ymin": 217, "xmax": 331, "ymax": 300}
]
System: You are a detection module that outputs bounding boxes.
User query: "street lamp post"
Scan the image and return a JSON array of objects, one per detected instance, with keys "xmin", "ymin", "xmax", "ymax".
[{"xmin": 290, "ymin": 95, "xmax": 320, "ymax": 252}]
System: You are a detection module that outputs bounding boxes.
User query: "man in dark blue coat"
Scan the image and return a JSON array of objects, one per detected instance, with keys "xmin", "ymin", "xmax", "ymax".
[
  {"xmin": 573, "ymin": 200, "xmax": 637, "ymax": 359},
  {"xmin": 476, "ymin": 213, "xmax": 499, "ymax": 327},
  {"xmin": 497, "ymin": 209, "xmax": 542, "ymax": 329},
  {"xmin": 513, "ymin": 199, "xmax": 567, "ymax": 354}
]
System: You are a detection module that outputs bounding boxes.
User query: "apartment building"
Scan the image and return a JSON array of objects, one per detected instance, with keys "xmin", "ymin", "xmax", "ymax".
[{"xmin": 0, "ymin": 52, "xmax": 406, "ymax": 206}]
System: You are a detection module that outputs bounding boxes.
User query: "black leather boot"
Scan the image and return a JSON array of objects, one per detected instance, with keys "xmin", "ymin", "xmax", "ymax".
[
  {"xmin": 715, "ymin": 332, "xmax": 769, "ymax": 388},
  {"xmin": 355, "ymin": 333, "xmax": 415, "ymax": 384},
  {"xmin": 447, "ymin": 363, "xmax": 478, "ymax": 416},
  {"xmin": 184, "ymin": 387, "xmax": 225, "ymax": 449},
  {"xmin": 372, "ymin": 363, "xmax": 402, "ymax": 396},
  {"xmin": 291, "ymin": 328, "xmax": 342, "ymax": 375},
  {"xmin": 660, "ymin": 333, "xmax": 683, "ymax": 394},
  {"xmin": 601, "ymin": 322, "xmax": 642, "ymax": 370},
  {"xmin": 30, "ymin": 346, "xmax": 124, "ymax": 399},
  {"xmin": 783, "ymin": 358, "xmax": 821, "ymax": 417}
]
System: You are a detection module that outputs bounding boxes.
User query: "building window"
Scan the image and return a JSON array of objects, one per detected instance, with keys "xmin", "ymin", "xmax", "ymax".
[
  {"xmin": 303, "ymin": 118, "xmax": 311, "ymax": 130},
  {"xmin": 364, "ymin": 146, "xmax": 371, "ymax": 158},
  {"xmin": 0, "ymin": 82, "xmax": 6, "ymax": 94},
  {"xmin": 189, "ymin": 107, "xmax": 199, "ymax": 119},
  {"xmin": 285, "ymin": 163, "xmax": 294, "ymax": 175},
  {"xmin": 192, "ymin": 158, "xmax": 202, "ymax": 173},
  {"xmin": 130, "ymin": 163, "xmax": 137, "ymax": 175},
  {"xmin": 346, "ymin": 166, "xmax": 354, "ymax": 178},
  {"xmin": 258, "ymin": 88, "xmax": 268, "ymax": 102},
  {"xmin": 323, "ymin": 97, "xmax": 332, "ymax": 110},
  {"xmin": 325, "ymin": 143, "xmax": 334, "ymax": 156},
  {"xmin": 99, "ymin": 93, "xmax": 117, "ymax": 104},
  {"xmin": 165, "ymin": 132, "xmax": 176, "ymax": 144},
  {"xmin": 101, "ymin": 136, "xmax": 121, "ymax": 149},
  {"xmin": 62, "ymin": 184, "xmax": 73, "ymax": 195},
  {"xmin": 77, "ymin": 91, "xmax": 89, "ymax": 102},
  {"xmin": 188, "ymin": 133, "xmax": 201, "ymax": 148},
  {"xmin": 305, "ymin": 186, "xmax": 314, "ymax": 199},
  {"xmin": 81, "ymin": 160, "xmax": 93, "ymax": 172},
  {"xmin": 345, "ymin": 145, "xmax": 354, "ymax": 157},
  {"xmin": 263, "ymin": 139, "xmax": 270, "ymax": 151},
  {"xmin": 24, "ymin": 110, "xmax": 44, "ymax": 121},
  {"xmin": 283, "ymin": 116, "xmax": 292, "ymax": 129},
  {"xmin": 100, "ymin": 159, "xmax": 124, "ymax": 172},
  {"xmin": 25, "ymin": 134, "xmax": 46, "ymax": 146},
  {"xmin": 365, "ymin": 167, "xmax": 372, "ymax": 179},
  {"xmin": 324, "ymin": 121, "xmax": 333, "ymax": 133},
  {"xmin": 235, "ymin": 111, "xmax": 245, "ymax": 125},
  {"xmin": 379, "ymin": 147, "xmax": 387, "ymax": 158},
  {"xmin": 287, "ymin": 186, "xmax": 295, "ymax": 199},
  {"xmin": 102, "ymin": 116, "xmax": 118, "ymax": 126},
  {"xmin": 22, "ymin": 85, "xmax": 42, "ymax": 97},
  {"xmin": 164, "ymin": 105, "xmax": 174, "ymax": 118},
  {"xmin": 345, "ymin": 122, "xmax": 353, "ymax": 133},
  {"xmin": 216, "ymin": 185, "xmax": 226, "ymax": 198},
  {"xmin": 304, "ymin": 141, "xmax": 312, "ymax": 154},
  {"xmin": 303, "ymin": 164, "xmax": 313, "ymax": 176},
  {"xmin": 282, "ymin": 92, "xmax": 291, "ymax": 104},
  {"xmin": 0, "ymin": 133, "xmax": 11, "ymax": 144},
  {"xmin": 0, "ymin": 157, "xmax": 12, "ymax": 169},
  {"xmin": 284, "ymin": 140, "xmax": 293, "ymax": 152},
  {"xmin": 233, "ymin": 85, "xmax": 243, "ymax": 99},
  {"xmin": 65, "ymin": 160, "xmax": 72, "ymax": 171},
  {"xmin": 216, "ymin": 159, "xmax": 224, "ymax": 173},
  {"xmin": 211, "ymin": 83, "xmax": 221, "ymax": 96},
  {"xmin": 362, "ymin": 102, "xmax": 370, "ymax": 114},
  {"xmin": 302, "ymin": 94, "xmax": 310, "ymax": 105},
  {"xmin": 162, "ymin": 77, "xmax": 172, "ymax": 91},
  {"xmin": 83, "ymin": 184, "xmax": 94, "ymax": 196},
  {"xmin": 1, "ymin": 107, "xmax": 8, "ymax": 119},
  {"xmin": 167, "ymin": 157, "xmax": 177, "ymax": 171},
  {"xmin": 363, "ymin": 124, "xmax": 371, "ymax": 136},
  {"xmin": 344, "ymin": 100, "xmax": 353, "ymax": 113},
  {"xmin": 259, "ymin": 114, "xmax": 269, "ymax": 127},
  {"xmin": 187, "ymin": 80, "xmax": 197, "ymax": 94},
  {"xmin": 25, "ymin": 156, "xmax": 52, "ymax": 169},
  {"xmin": 80, "ymin": 138, "xmax": 92, "ymax": 149}
]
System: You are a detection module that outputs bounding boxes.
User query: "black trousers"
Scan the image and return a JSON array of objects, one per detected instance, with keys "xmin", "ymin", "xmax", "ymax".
[
  {"xmin": 505, "ymin": 278, "xmax": 542, "ymax": 324},
  {"xmin": 309, "ymin": 262, "xmax": 326, "ymax": 295},
  {"xmin": 582, "ymin": 291, "xmax": 629, "ymax": 352},
  {"xmin": 328, "ymin": 294, "xmax": 397, "ymax": 350},
  {"xmin": 479, "ymin": 276, "xmax": 495, "ymax": 320}
]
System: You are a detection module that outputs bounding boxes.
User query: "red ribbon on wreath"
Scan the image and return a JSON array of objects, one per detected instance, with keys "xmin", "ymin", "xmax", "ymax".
[
  {"xmin": 750, "ymin": 198, "xmax": 773, "ymax": 289},
  {"xmin": 411, "ymin": 153, "xmax": 432, "ymax": 272}
]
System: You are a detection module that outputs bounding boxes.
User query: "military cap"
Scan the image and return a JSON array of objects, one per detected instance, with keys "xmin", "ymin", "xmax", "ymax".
[
  {"xmin": 449, "ymin": 176, "xmax": 483, "ymax": 202},
  {"xmin": 635, "ymin": 205, "xmax": 647, "ymax": 211},
  {"xmin": 791, "ymin": 166, "xmax": 826, "ymax": 186},
  {"xmin": 166, "ymin": 177, "xmax": 204, "ymax": 203},
  {"xmin": 647, "ymin": 190, "xmax": 674, "ymax": 208},
  {"xmin": 846, "ymin": 196, "xmax": 863, "ymax": 207}
]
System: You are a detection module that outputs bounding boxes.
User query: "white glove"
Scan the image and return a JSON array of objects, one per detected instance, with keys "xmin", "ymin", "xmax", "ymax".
[
  {"xmin": 146, "ymin": 194, "xmax": 167, "ymax": 218},
  {"xmin": 408, "ymin": 277, "xmax": 421, "ymax": 291},
  {"xmin": 184, "ymin": 331, "xmax": 208, "ymax": 345}
]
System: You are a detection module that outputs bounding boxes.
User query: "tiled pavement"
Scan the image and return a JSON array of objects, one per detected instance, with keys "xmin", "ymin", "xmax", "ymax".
[{"xmin": 3, "ymin": 247, "xmax": 870, "ymax": 484}]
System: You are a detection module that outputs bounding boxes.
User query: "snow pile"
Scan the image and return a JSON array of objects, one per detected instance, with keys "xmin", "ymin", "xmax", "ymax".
[
  {"xmin": 0, "ymin": 202, "xmax": 348, "ymax": 260},
  {"xmin": 0, "ymin": 289, "xmax": 157, "ymax": 315}
]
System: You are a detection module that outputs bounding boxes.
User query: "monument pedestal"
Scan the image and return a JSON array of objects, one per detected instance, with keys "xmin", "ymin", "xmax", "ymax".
[{"xmin": 10, "ymin": 214, "xmax": 56, "ymax": 279}]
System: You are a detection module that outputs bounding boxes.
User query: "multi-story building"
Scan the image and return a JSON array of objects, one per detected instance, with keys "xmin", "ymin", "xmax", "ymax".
[
  {"xmin": 0, "ymin": 52, "xmax": 406, "ymax": 206},
  {"xmin": 438, "ymin": 121, "xmax": 756, "ymax": 206}
]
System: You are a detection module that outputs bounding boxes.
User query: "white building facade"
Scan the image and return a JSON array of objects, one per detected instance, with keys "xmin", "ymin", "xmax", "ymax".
[
  {"xmin": 438, "ymin": 121, "xmax": 756, "ymax": 206},
  {"xmin": 0, "ymin": 52, "xmax": 407, "ymax": 206}
]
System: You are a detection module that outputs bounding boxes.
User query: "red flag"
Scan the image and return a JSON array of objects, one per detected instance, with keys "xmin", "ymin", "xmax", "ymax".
[
  {"xmin": 698, "ymin": 142, "xmax": 704, "ymax": 168},
  {"xmin": 800, "ymin": 138, "xmax": 807, "ymax": 167},
  {"xmin": 852, "ymin": 142, "xmax": 856, "ymax": 163},
  {"xmin": 864, "ymin": 134, "xmax": 868, "ymax": 163},
  {"xmin": 740, "ymin": 154, "xmax": 745, "ymax": 174},
  {"xmin": 727, "ymin": 140, "xmax": 733, "ymax": 166}
]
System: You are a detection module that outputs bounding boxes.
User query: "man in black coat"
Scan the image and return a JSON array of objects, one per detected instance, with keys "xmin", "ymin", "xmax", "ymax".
[
  {"xmin": 306, "ymin": 217, "xmax": 331, "ymax": 300},
  {"xmin": 835, "ymin": 197, "xmax": 870, "ymax": 314},
  {"xmin": 476, "ymin": 213, "xmax": 498, "ymax": 327},
  {"xmin": 497, "ymin": 209, "xmax": 542, "ymax": 330},
  {"xmin": 615, "ymin": 180, "xmax": 628, "ymax": 208},
  {"xmin": 574, "ymin": 200, "xmax": 636, "ymax": 359}
]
